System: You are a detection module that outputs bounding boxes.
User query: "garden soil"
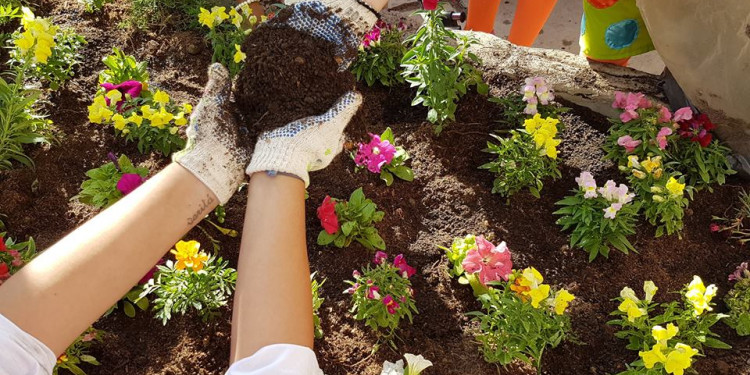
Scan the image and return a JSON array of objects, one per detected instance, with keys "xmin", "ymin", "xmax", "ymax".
[{"xmin": 0, "ymin": 1, "xmax": 749, "ymax": 375}]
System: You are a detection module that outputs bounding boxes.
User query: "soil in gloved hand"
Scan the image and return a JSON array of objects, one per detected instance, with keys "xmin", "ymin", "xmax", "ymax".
[{"xmin": 234, "ymin": 7, "xmax": 357, "ymax": 140}]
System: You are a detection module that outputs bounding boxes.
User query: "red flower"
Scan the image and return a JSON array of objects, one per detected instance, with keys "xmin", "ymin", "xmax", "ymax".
[
  {"xmin": 393, "ymin": 254, "xmax": 416, "ymax": 278},
  {"xmin": 678, "ymin": 114, "xmax": 715, "ymax": 148},
  {"xmin": 0, "ymin": 263, "xmax": 9, "ymax": 279},
  {"xmin": 709, "ymin": 223, "xmax": 721, "ymax": 233},
  {"xmin": 422, "ymin": 0, "xmax": 438, "ymax": 10},
  {"xmin": 0, "ymin": 237, "xmax": 6, "ymax": 253},
  {"xmin": 317, "ymin": 196, "xmax": 339, "ymax": 235}
]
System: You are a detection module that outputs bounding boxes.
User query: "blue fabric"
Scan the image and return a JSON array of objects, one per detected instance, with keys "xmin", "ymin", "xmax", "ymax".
[{"xmin": 605, "ymin": 18, "xmax": 639, "ymax": 50}]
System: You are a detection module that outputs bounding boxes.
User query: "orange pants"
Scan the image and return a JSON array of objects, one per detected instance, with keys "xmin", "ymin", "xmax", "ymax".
[{"xmin": 465, "ymin": 0, "xmax": 558, "ymax": 47}]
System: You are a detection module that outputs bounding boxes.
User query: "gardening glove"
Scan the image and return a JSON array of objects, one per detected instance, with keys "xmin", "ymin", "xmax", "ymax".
[
  {"xmin": 173, "ymin": 63, "xmax": 250, "ymax": 204},
  {"xmin": 245, "ymin": 91, "xmax": 363, "ymax": 185}
]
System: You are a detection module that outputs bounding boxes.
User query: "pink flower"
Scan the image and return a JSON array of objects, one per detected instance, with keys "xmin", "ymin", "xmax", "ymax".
[
  {"xmin": 709, "ymin": 223, "xmax": 721, "ymax": 233},
  {"xmin": 117, "ymin": 173, "xmax": 145, "ymax": 195},
  {"xmin": 345, "ymin": 282, "xmax": 360, "ymax": 294},
  {"xmin": 603, "ymin": 202, "xmax": 623, "ymax": 219},
  {"xmin": 673, "ymin": 107, "xmax": 693, "ymax": 122},
  {"xmin": 382, "ymin": 295, "xmax": 399, "ymax": 314},
  {"xmin": 461, "ymin": 236, "xmax": 513, "ymax": 285},
  {"xmin": 613, "ymin": 92, "xmax": 651, "ymax": 122},
  {"xmin": 352, "ymin": 270, "xmax": 361, "ymax": 278},
  {"xmin": 393, "ymin": 254, "xmax": 416, "ymax": 278},
  {"xmin": 374, "ymin": 251, "xmax": 388, "ymax": 265},
  {"xmin": 0, "ymin": 237, "xmax": 6, "ymax": 253},
  {"xmin": 656, "ymin": 127, "xmax": 673, "ymax": 150},
  {"xmin": 362, "ymin": 27, "xmax": 381, "ymax": 48},
  {"xmin": 354, "ymin": 134, "xmax": 397, "ymax": 174},
  {"xmin": 617, "ymin": 135, "xmax": 642, "ymax": 153},
  {"xmin": 657, "ymin": 106, "xmax": 672, "ymax": 123},
  {"xmin": 81, "ymin": 332, "xmax": 97, "ymax": 342},
  {"xmin": 422, "ymin": 0, "xmax": 438, "ymax": 10},
  {"xmin": 317, "ymin": 196, "xmax": 339, "ymax": 235},
  {"xmin": 8, "ymin": 250, "xmax": 22, "ymax": 267},
  {"xmin": 366, "ymin": 285, "xmax": 381, "ymax": 300},
  {"xmin": 101, "ymin": 81, "xmax": 143, "ymax": 111},
  {"xmin": 729, "ymin": 262, "xmax": 749, "ymax": 282},
  {"xmin": 598, "ymin": 180, "xmax": 634, "ymax": 204}
]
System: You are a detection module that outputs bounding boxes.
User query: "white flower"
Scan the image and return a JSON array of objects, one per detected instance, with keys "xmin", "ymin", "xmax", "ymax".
[
  {"xmin": 643, "ymin": 281, "xmax": 658, "ymax": 302},
  {"xmin": 380, "ymin": 359, "xmax": 404, "ymax": 375},
  {"xmin": 404, "ymin": 354, "xmax": 433, "ymax": 374}
]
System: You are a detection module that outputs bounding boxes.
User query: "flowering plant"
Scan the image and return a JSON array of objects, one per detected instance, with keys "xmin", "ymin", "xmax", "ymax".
[
  {"xmin": 199, "ymin": 4, "xmax": 264, "ymax": 77},
  {"xmin": 711, "ymin": 189, "xmax": 750, "ymax": 245},
  {"xmin": 380, "ymin": 353, "xmax": 433, "ymax": 375},
  {"xmin": 141, "ymin": 240, "xmax": 237, "ymax": 324},
  {"xmin": 353, "ymin": 127, "xmax": 413, "ymax": 186},
  {"xmin": 311, "ymin": 272, "xmax": 326, "ymax": 339},
  {"xmin": 623, "ymin": 155, "xmax": 690, "ymax": 237},
  {"xmin": 9, "ymin": 8, "xmax": 86, "ymax": 90},
  {"xmin": 401, "ymin": 3, "xmax": 488, "ymax": 133},
  {"xmin": 468, "ymin": 267, "xmax": 574, "ymax": 372},
  {"xmin": 554, "ymin": 172, "xmax": 640, "ymax": 261},
  {"xmin": 609, "ymin": 278, "xmax": 730, "ymax": 375},
  {"xmin": 481, "ymin": 114, "xmax": 562, "ymax": 198},
  {"xmin": 89, "ymin": 48, "xmax": 191, "ymax": 155},
  {"xmin": 0, "ymin": 233, "xmax": 36, "ymax": 285},
  {"xmin": 53, "ymin": 328, "xmax": 102, "ymax": 375},
  {"xmin": 440, "ymin": 235, "xmax": 513, "ymax": 296},
  {"xmin": 350, "ymin": 20, "xmax": 407, "ymax": 87},
  {"xmin": 489, "ymin": 77, "xmax": 569, "ymax": 128},
  {"xmin": 724, "ymin": 262, "xmax": 750, "ymax": 336},
  {"xmin": 77, "ymin": 154, "xmax": 149, "ymax": 208},
  {"xmin": 345, "ymin": 252, "xmax": 418, "ymax": 341},
  {"xmin": 79, "ymin": 0, "xmax": 113, "ymax": 13},
  {"xmin": 316, "ymin": 188, "xmax": 386, "ymax": 250}
]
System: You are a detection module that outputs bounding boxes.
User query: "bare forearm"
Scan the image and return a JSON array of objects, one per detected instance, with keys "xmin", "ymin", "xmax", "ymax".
[
  {"xmin": 230, "ymin": 173, "xmax": 312, "ymax": 362},
  {"xmin": 0, "ymin": 163, "xmax": 218, "ymax": 354}
]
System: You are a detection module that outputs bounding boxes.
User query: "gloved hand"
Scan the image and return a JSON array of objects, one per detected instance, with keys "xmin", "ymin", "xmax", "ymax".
[
  {"xmin": 245, "ymin": 91, "xmax": 363, "ymax": 185},
  {"xmin": 173, "ymin": 63, "xmax": 250, "ymax": 204}
]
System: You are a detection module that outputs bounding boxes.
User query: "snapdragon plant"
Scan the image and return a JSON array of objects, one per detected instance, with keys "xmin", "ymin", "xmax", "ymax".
[
  {"xmin": 77, "ymin": 154, "xmax": 149, "ymax": 208},
  {"xmin": 316, "ymin": 188, "xmax": 386, "ymax": 250},
  {"xmin": 350, "ymin": 21, "xmax": 407, "ymax": 87},
  {"xmin": 554, "ymin": 172, "xmax": 640, "ymax": 261},
  {"xmin": 609, "ymin": 278, "xmax": 729, "ymax": 375},
  {"xmin": 725, "ymin": 262, "xmax": 750, "ymax": 336},
  {"xmin": 198, "ymin": 4, "xmax": 262, "ymax": 78},
  {"xmin": 401, "ymin": 4, "xmax": 488, "ymax": 133},
  {"xmin": 489, "ymin": 77, "xmax": 569, "ymax": 128},
  {"xmin": 0, "ymin": 69, "xmax": 51, "ymax": 170}
]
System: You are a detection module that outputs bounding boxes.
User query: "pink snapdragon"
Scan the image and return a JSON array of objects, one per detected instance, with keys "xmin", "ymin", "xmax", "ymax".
[
  {"xmin": 382, "ymin": 295, "xmax": 400, "ymax": 314},
  {"xmin": 362, "ymin": 27, "xmax": 381, "ymax": 48},
  {"xmin": 461, "ymin": 236, "xmax": 513, "ymax": 285},
  {"xmin": 8, "ymin": 250, "xmax": 22, "ymax": 267},
  {"xmin": 612, "ymin": 92, "xmax": 652, "ymax": 123},
  {"xmin": 656, "ymin": 127, "xmax": 673, "ymax": 150},
  {"xmin": 374, "ymin": 251, "xmax": 388, "ymax": 265},
  {"xmin": 366, "ymin": 284, "xmax": 381, "ymax": 300},
  {"xmin": 617, "ymin": 135, "xmax": 642, "ymax": 153},
  {"xmin": 101, "ymin": 81, "xmax": 143, "ymax": 111},
  {"xmin": 603, "ymin": 203, "xmax": 623, "ymax": 219},
  {"xmin": 393, "ymin": 254, "xmax": 416, "ymax": 278},
  {"xmin": 354, "ymin": 134, "xmax": 397, "ymax": 173},
  {"xmin": 657, "ymin": 106, "xmax": 672, "ymax": 123},
  {"xmin": 345, "ymin": 282, "xmax": 360, "ymax": 294},
  {"xmin": 117, "ymin": 173, "xmax": 145, "ymax": 195},
  {"xmin": 597, "ymin": 180, "xmax": 634, "ymax": 204},
  {"xmin": 575, "ymin": 171, "xmax": 598, "ymax": 199},
  {"xmin": 522, "ymin": 77, "xmax": 554, "ymax": 115},
  {"xmin": 673, "ymin": 107, "xmax": 693, "ymax": 122}
]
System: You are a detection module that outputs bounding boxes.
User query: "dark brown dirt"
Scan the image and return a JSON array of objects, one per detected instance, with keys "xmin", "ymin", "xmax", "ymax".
[
  {"xmin": 1, "ymin": 1, "xmax": 750, "ymax": 375},
  {"xmin": 234, "ymin": 9, "xmax": 356, "ymax": 135}
]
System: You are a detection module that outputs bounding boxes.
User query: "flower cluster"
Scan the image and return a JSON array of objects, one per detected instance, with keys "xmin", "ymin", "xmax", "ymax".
[
  {"xmin": 522, "ymin": 77, "xmax": 555, "ymax": 115},
  {"xmin": 346, "ymin": 253, "xmax": 418, "ymax": 340},
  {"xmin": 638, "ymin": 325, "xmax": 699, "ymax": 375},
  {"xmin": 509, "ymin": 267, "xmax": 575, "ymax": 314},
  {"xmin": 54, "ymin": 328, "xmax": 102, "ymax": 375},
  {"xmin": 77, "ymin": 154, "xmax": 149, "ymax": 208},
  {"xmin": 199, "ymin": 4, "xmax": 264, "ymax": 77},
  {"xmin": 316, "ymin": 188, "xmax": 386, "ymax": 250},
  {"xmin": 362, "ymin": 20, "xmax": 407, "ymax": 49},
  {"xmin": 575, "ymin": 172, "xmax": 635, "ymax": 220},
  {"xmin": 13, "ymin": 7, "xmax": 57, "ymax": 64},
  {"xmin": 676, "ymin": 109, "xmax": 715, "ymax": 148},
  {"xmin": 380, "ymin": 353, "xmax": 433, "ymax": 375},
  {"xmin": 353, "ymin": 128, "xmax": 414, "ymax": 186},
  {"xmin": 524, "ymin": 114, "xmax": 561, "ymax": 159},
  {"xmin": 617, "ymin": 281, "xmax": 657, "ymax": 322},
  {"xmin": 351, "ymin": 20, "xmax": 408, "ymax": 87}
]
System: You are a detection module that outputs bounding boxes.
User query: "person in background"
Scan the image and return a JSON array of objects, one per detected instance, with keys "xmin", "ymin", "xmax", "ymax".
[
  {"xmin": 464, "ymin": 0, "xmax": 558, "ymax": 47},
  {"xmin": 579, "ymin": 0, "xmax": 654, "ymax": 66}
]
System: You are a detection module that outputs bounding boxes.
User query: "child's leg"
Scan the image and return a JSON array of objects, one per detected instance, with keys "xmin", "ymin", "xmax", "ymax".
[
  {"xmin": 464, "ymin": 0, "xmax": 502, "ymax": 33},
  {"xmin": 507, "ymin": 0, "xmax": 558, "ymax": 47}
]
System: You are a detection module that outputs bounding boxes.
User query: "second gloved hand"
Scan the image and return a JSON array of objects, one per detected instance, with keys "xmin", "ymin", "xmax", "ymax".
[{"xmin": 245, "ymin": 91, "xmax": 362, "ymax": 185}]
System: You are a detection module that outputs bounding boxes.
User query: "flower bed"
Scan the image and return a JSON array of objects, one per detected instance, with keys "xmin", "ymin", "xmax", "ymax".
[{"xmin": 1, "ymin": 1, "xmax": 749, "ymax": 375}]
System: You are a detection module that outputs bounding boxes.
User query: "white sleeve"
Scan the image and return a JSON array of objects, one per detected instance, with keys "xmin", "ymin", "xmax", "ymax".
[
  {"xmin": 0, "ymin": 313, "xmax": 56, "ymax": 375},
  {"xmin": 226, "ymin": 344, "xmax": 324, "ymax": 375}
]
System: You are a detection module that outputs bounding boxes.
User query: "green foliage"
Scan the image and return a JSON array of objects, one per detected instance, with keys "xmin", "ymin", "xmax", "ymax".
[
  {"xmin": 10, "ymin": 27, "xmax": 87, "ymax": 90},
  {"xmin": 0, "ymin": 71, "xmax": 51, "ymax": 170},
  {"xmin": 489, "ymin": 93, "xmax": 568, "ymax": 129},
  {"xmin": 104, "ymin": 285, "xmax": 150, "ymax": 318},
  {"xmin": 345, "ymin": 259, "xmax": 417, "ymax": 341},
  {"xmin": 467, "ymin": 281, "xmax": 572, "ymax": 372},
  {"xmin": 142, "ymin": 255, "xmax": 237, "ymax": 325},
  {"xmin": 0, "ymin": 232, "xmax": 36, "ymax": 274},
  {"xmin": 125, "ymin": 0, "xmax": 214, "ymax": 30},
  {"xmin": 725, "ymin": 277, "xmax": 750, "ymax": 336},
  {"xmin": 481, "ymin": 130, "xmax": 561, "ymax": 199},
  {"xmin": 350, "ymin": 23, "xmax": 407, "ymax": 87},
  {"xmin": 439, "ymin": 234, "xmax": 476, "ymax": 279},
  {"xmin": 53, "ymin": 328, "xmax": 102, "ymax": 375},
  {"xmin": 401, "ymin": 6, "xmax": 488, "ymax": 133},
  {"xmin": 670, "ymin": 137, "xmax": 735, "ymax": 191},
  {"xmin": 317, "ymin": 188, "xmax": 386, "ymax": 250},
  {"xmin": 78, "ymin": 0, "xmax": 113, "ymax": 12},
  {"xmin": 77, "ymin": 155, "xmax": 149, "ymax": 208},
  {"xmin": 98, "ymin": 47, "xmax": 150, "ymax": 85},
  {"xmin": 311, "ymin": 273, "xmax": 326, "ymax": 339}
]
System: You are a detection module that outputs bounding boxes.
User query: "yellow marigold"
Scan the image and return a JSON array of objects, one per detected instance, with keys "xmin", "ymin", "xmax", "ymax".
[{"xmin": 170, "ymin": 240, "xmax": 209, "ymax": 272}]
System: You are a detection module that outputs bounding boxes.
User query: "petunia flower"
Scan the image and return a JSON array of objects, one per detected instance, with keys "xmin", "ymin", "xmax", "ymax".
[
  {"xmin": 101, "ymin": 81, "xmax": 143, "ymax": 111},
  {"xmin": 461, "ymin": 236, "xmax": 513, "ymax": 285},
  {"xmin": 656, "ymin": 127, "xmax": 672, "ymax": 150},
  {"xmin": 374, "ymin": 251, "xmax": 388, "ymax": 265},
  {"xmin": 317, "ymin": 196, "xmax": 339, "ymax": 235},
  {"xmin": 354, "ymin": 134, "xmax": 397, "ymax": 173},
  {"xmin": 403, "ymin": 354, "xmax": 433, "ymax": 375},
  {"xmin": 117, "ymin": 173, "xmax": 145, "ymax": 195},
  {"xmin": 382, "ymin": 294, "xmax": 399, "ymax": 314},
  {"xmin": 617, "ymin": 135, "xmax": 642, "ymax": 153},
  {"xmin": 393, "ymin": 254, "xmax": 416, "ymax": 278}
]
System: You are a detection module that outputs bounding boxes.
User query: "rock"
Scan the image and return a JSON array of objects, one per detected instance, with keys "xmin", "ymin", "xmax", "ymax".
[{"xmin": 186, "ymin": 44, "xmax": 200, "ymax": 55}]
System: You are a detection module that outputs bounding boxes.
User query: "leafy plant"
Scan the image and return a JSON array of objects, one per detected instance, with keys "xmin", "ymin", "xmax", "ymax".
[
  {"xmin": 142, "ymin": 240, "xmax": 237, "ymax": 325},
  {"xmin": 0, "ymin": 70, "xmax": 51, "ymax": 170},
  {"xmin": 489, "ymin": 77, "xmax": 569, "ymax": 128},
  {"xmin": 316, "ymin": 188, "xmax": 386, "ymax": 250},
  {"xmin": 554, "ymin": 172, "xmax": 640, "ymax": 261},
  {"xmin": 77, "ymin": 154, "xmax": 149, "ymax": 208},
  {"xmin": 345, "ymin": 252, "xmax": 418, "ymax": 343},
  {"xmin": 0, "ymin": 232, "xmax": 36, "ymax": 282},
  {"xmin": 353, "ymin": 127, "xmax": 413, "ymax": 186},
  {"xmin": 350, "ymin": 20, "xmax": 407, "ymax": 87},
  {"xmin": 712, "ymin": 189, "xmax": 750, "ymax": 245},
  {"xmin": 311, "ymin": 272, "xmax": 326, "ymax": 339},
  {"xmin": 725, "ymin": 262, "xmax": 750, "ymax": 336},
  {"xmin": 401, "ymin": 4, "xmax": 488, "ymax": 133},
  {"xmin": 125, "ymin": 0, "xmax": 213, "ymax": 30},
  {"xmin": 199, "ymin": 4, "xmax": 262, "ymax": 77},
  {"xmin": 78, "ymin": 0, "xmax": 113, "ymax": 12},
  {"xmin": 609, "ymin": 278, "xmax": 730, "ymax": 375},
  {"xmin": 98, "ymin": 48, "xmax": 150, "ymax": 85},
  {"xmin": 468, "ymin": 267, "xmax": 574, "ymax": 373},
  {"xmin": 481, "ymin": 114, "xmax": 561, "ymax": 198},
  {"xmin": 104, "ymin": 285, "xmax": 149, "ymax": 318},
  {"xmin": 53, "ymin": 328, "xmax": 102, "ymax": 375}
]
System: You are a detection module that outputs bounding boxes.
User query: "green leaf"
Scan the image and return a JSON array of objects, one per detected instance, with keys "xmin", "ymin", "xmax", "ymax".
[
  {"xmin": 317, "ymin": 231, "xmax": 336, "ymax": 245},
  {"xmin": 392, "ymin": 166, "xmax": 414, "ymax": 181},
  {"xmin": 703, "ymin": 337, "xmax": 732, "ymax": 349},
  {"xmin": 381, "ymin": 127, "xmax": 395, "ymax": 143},
  {"xmin": 341, "ymin": 221, "xmax": 356, "ymax": 236},
  {"xmin": 381, "ymin": 170, "xmax": 394, "ymax": 186},
  {"xmin": 123, "ymin": 301, "xmax": 136, "ymax": 317}
]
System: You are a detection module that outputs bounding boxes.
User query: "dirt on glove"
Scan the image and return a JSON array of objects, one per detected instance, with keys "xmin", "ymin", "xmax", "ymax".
[{"xmin": 234, "ymin": 7, "xmax": 357, "ymax": 138}]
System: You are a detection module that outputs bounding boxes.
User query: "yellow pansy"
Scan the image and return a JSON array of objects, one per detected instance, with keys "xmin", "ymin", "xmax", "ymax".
[
  {"xmin": 618, "ymin": 298, "xmax": 646, "ymax": 322},
  {"xmin": 644, "ymin": 281, "xmax": 658, "ymax": 302},
  {"xmin": 553, "ymin": 289, "xmax": 575, "ymax": 315},
  {"xmin": 234, "ymin": 44, "xmax": 247, "ymax": 63},
  {"xmin": 230, "ymin": 8, "xmax": 242, "ymax": 28},
  {"xmin": 666, "ymin": 177, "xmax": 685, "ymax": 197},
  {"xmin": 106, "ymin": 89, "xmax": 122, "ymax": 105},
  {"xmin": 140, "ymin": 105, "xmax": 156, "ymax": 120},
  {"xmin": 174, "ymin": 112, "xmax": 188, "ymax": 126},
  {"xmin": 153, "ymin": 90, "xmax": 170, "ymax": 106},
  {"xmin": 685, "ymin": 276, "xmax": 717, "ymax": 316},
  {"xmin": 170, "ymin": 240, "xmax": 209, "ymax": 272},
  {"xmin": 664, "ymin": 343, "xmax": 698, "ymax": 375},
  {"xmin": 88, "ymin": 96, "xmax": 114, "ymax": 124},
  {"xmin": 639, "ymin": 344, "xmax": 667, "ymax": 369},
  {"xmin": 128, "ymin": 113, "xmax": 143, "ymax": 127},
  {"xmin": 652, "ymin": 323, "xmax": 679, "ymax": 344},
  {"xmin": 111, "ymin": 114, "xmax": 127, "ymax": 130},
  {"xmin": 529, "ymin": 284, "xmax": 550, "ymax": 308},
  {"xmin": 182, "ymin": 103, "xmax": 193, "ymax": 114}
]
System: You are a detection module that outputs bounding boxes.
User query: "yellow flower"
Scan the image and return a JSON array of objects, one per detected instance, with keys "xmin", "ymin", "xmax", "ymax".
[
  {"xmin": 519, "ymin": 267, "xmax": 544, "ymax": 289},
  {"xmin": 140, "ymin": 105, "xmax": 156, "ymax": 120},
  {"xmin": 174, "ymin": 112, "xmax": 188, "ymax": 126},
  {"xmin": 641, "ymin": 156, "xmax": 661, "ymax": 174},
  {"xmin": 128, "ymin": 114, "xmax": 143, "ymax": 127},
  {"xmin": 88, "ymin": 96, "xmax": 114, "ymax": 124},
  {"xmin": 200, "ymin": 6, "xmax": 230, "ymax": 29},
  {"xmin": 664, "ymin": 343, "xmax": 698, "ymax": 375},
  {"xmin": 627, "ymin": 155, "xmax": 640, "ymax": 168},
  {"xmin": 169, "ymin": 126, "xmax": 179, "ymax": 134},
  {"xmin": 644, "ymin": 281, "xmax": 658, "ymax": 302},
  {"xmin": 57, "ymin": 354, "xmax": 69, "ymax": 364},
  {"xmin": 106, "ymin": 89, "xmax": 122, "ymax": 105},
  {"xmin": 239, "ymin": 2, "xmax": 253, "ymax": 18},
  {"xmin": 618, "ymin": 298, "xmax": 646, "ymax": 322},
  {"xmin": 16, "ymin": 8, "xmax": 58, "ymax": 64},
  {"xmin": 639, "ymin": 343, "xmax": 667, "ymax": 369},
  {"xmin": 632, "ymin": 169, "xmax": 647, "ymax": 179},
  {"xmin": 149, "ymin": 107, "xmax": 174, "ymax": 129},
  {"xmin": 112, "ymin": 114, "xmax": 127, "ymax": 130},
  {"xmin": 14, "ymin": 31, "xmax": 35, "ymax": 52},
  {"xmin": 685, "ymin": 276, "xmax": 717, "ymax": 316},
  {"xmin": 653, "ymin": 168, "xmax": 664, "ymax": 179},
  {"xmin": 553, "ymin": 289, "xmax": 575, "ymax": 315},
  {"xmin": 529, "ymin": 284, "xmax": 550, "ymax": 308},
  {"xmin": 652, "ymin": 323, "xmax": 679, "ymax": 344},
  {"xmin": 170, "ymin": 240, "xmax": 209, "ymax": 272},
  {"xmin": 666, "ymin": 177, "xmax": 685, "ymax": 197},
  {"xmin": 620, "ymin": 286, "xmax": 639, "ymax": 303},
  {"xmin": 234, "ymin": 44, "xmax": 247, "ymax": 63},
  {"xmin": 153, "ymin": 90, "xmax": 170, "ymax": 106},
  {"xmin": 516, "ymin": 267, "xmax": 551, "ymax": 308},
  {"xmin": 524, "ymin": 114, "xmax": 561, "ymax": 159},
  {"xmin": 182, "ymin": 103, "xmax": 193, "ymax": 114},
  {"xmin": 230, "ymin": 8, "xmax": 242, "ymax": 28},
  {"xmin": 198, "ymin": 7, "xmax": 215, "ymax": 29}
]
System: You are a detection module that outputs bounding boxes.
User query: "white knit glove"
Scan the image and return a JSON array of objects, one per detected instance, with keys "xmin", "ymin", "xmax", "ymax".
[
  {"xmin": 245, "ymin": 91, "xmax": 362, "ymax": 185},
  {"xmin": 173, "ymin": 63, "xmax": 250, "ymax": 204}
]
